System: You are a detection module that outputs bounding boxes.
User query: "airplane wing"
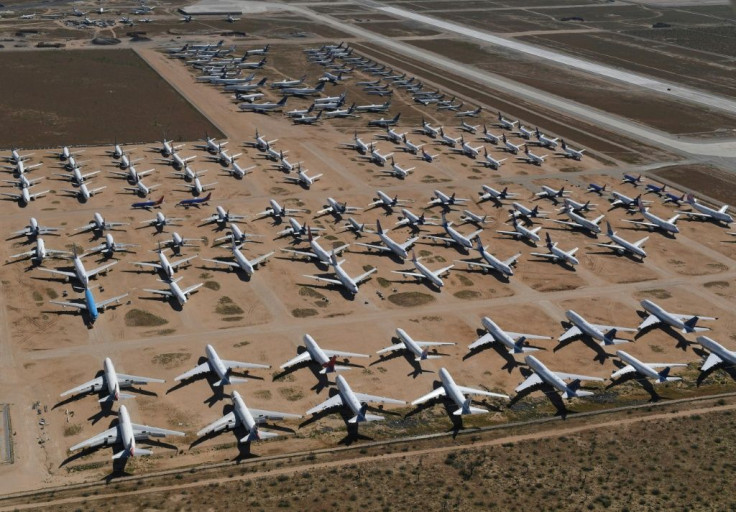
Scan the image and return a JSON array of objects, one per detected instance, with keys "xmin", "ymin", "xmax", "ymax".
[
  {"xmin": 589, "ymin": 323, "xmax": 636, "ymax": 333},
  {"xmin": 36, "ymin": 268, "xmax": 76, "ymax": 279},
  {"xmin": 638, "ymin": 315, "xmax": 661, "ymax": 330},
  {"xmin": 553, "ymin": 372, "xmax": 604, "ymax": 382},
  {"xmin": 60, "ymin": 376, "xmax": 103, "ymax": 397},
  {"xmin": 249, "ymin": 251, "xmax": 274, "ymax": 267},
  {"xmin": 558, "ymin": 326, "xmax": 582, "ymax": 342},
  {"xmin": 221, "ymin": 360, "xmax": 271, "ymax": 370},
  {"xmin": 505, "ymin": 331, "xmax": 551, "ymax": 341},
  {"xmin": 433, "ymin": 265, "xmax": 454, "ymax": 277},
  {"xmin": 622, "ymin": 220, "xmax": 658, "ymax": 229},
  {"xmin": 197, "ymin": 411, "xmax": 237, "ymax": 437},
  {"xmin": 424, "ymin": 235, "xmax": 454, "ymax": 244},
  {"xmin": 352, "ymin": 392, "xmax": 405, "ymax": 406},
  {"xmin": 411, "ymin": 387, "xmax": 446, "ymax": 405},
  {"xmin": 376, "ymin": 343, "xmax": 405, "ymax": 354},
  {"xmin": 392, "ymin": 271, "xmax": 425, "ymax": 279},
  {"xmin": 49, "ymin": 300, "xmax": 87, "ymax": 311},
  {"xmin": 354, "ymin": 268, "xmax": 377, "ymax": 284},
  {"xmin": 611, "ymin": 365, "xmax": 637, "ymax": 379},
  {"xmin": 70, "ymin": 426, "xmax": 119, "ymax": 452},
  {"xmin": 529, "ymin": 252, "xmax": 557, "ymax": 260},
  {"xmin": 182, "ymin": 283, "xmax": 203, "ymax": 295},
  {"xmin": 702, "ymin": 352, "xmax": 723, "ymax": 372},
  {"xmin": 306, "ymin": 394, "xmax": 344, "ymax": 415},
  {"xmin": 496, "ymin": 230, "xmax": 520, "ymax": 237},
  {"xmin": 130, "ymin": 423, "xmax": 185, "ymax": 438},
  {"xmin": 354, "ymin": 242, "xmax": 390, "ymax": 253},
  {"xmin": 116, "ymin": 373, "xmax": 165, "ymax": 386},
  {"xmin": 550, "ymin": 220, "xmax": 582, "ymax": 228},
  {"xmin": 593, "ymin": 242, "xmax": 625, "ymax": 252},
  {"xmin": 86, "ymin": 261, "xmax": 117, "ymax": 277},
  {"xmin": 468, "ymin": 333, "xmax": 494, "ymax": 350},
  {"xmin": 174, "ymin": 362, "xmax": 211, "ymax": 381},
  {"xmin": 302, "ymin": 275, "xmax": 343, "ymax": 286},
  {"xmin": 456, "ymin": 385, "xmax": 509, "ymax": 399},
  {"xmin": 248, "ymin": 408, "xmax": 302, "ymax": 421},
  {"xmin": 280, "ymin": 352, "xmax": 313, "ymax": 369},
  {"xmin": 143, "ymin": 288, "xmax": 173, "ymax": 297},
  {"xmin": 170, "ymin": 255, "xmax": 197, "ymax": 270},
  {"xmin": 670, "ymin": 313, "xmax": 716, "ymax": 321},
  {"xmin": 514, "ymin": 373, "xmax": 543, "ymax": 393},
  {"xmin": 323, "ymin": 349, "xmax": 370, "ymax": 359},
  {"xmin": 201, "ymin": 258, "xmax": 239, "ymax": 269},
  {"xmin": 281, "ymin": 248, "xmax": 317, "ymax": 259}
]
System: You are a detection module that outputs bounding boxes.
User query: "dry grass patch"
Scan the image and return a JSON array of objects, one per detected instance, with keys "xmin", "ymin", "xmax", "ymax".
[{"xmin": 125, "ymin": 309, "xmax": 168, "ymax": 327}]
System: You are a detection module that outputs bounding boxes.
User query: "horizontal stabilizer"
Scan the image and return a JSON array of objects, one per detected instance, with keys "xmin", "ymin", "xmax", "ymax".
[
  {"xmin": 563, "ymin": 390, "xmax": 593, "ymax": 399},
  {"xmin": 453, "ymin": 406, "xmax": 487, "ymax": 416}
]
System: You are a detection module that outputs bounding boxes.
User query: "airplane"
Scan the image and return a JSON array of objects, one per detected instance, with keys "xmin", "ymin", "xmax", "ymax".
[
  {"xmin": 213, "ymin": 223, "xmax": 261, "ymax": 245},
  {"xmin": 458, "ymin": 210, "xmax": 488, "ymax": 226},
  {"xmin": 195, "ymin": 136, "xmax": 228, "ymax": 155},
  {"xmin": 368, "ymin": 144, "xmax": 393, "ymax": 167},
  {"xmin": 428, "ymin": 189, "xmax": 469, "ymax": 209},
  {"xmin": 37, "ymin": 249, "xmax": 117, "ymax": 289},
  {"xmin": 392, "ymin": 250, "xmax": 453, "ymax": 289},
  {"xmin": 160, "ymin": 232, "xmax": 205, "ymax": 253},
  {"xmin": 161, "ymin": 151, "xmax": 196, "ymax": 172},
  {"xmin": 226, "ymin": 77, "xmax": 267, "ymax": 92},
  {"xmin": 456, "ymin": 106, "xmax": 482, "ymax": 118},
  {"xmin": 275, "ymin": 151, "xmax": 299, "ymax": 173},
  {"xmin": 75, "ymin": 212, "xmax": 128, "ymax": 234},
  {"xmin": 275, "ymin": 218, "xmax": 321, "ymax": 240},
  {"xmin": 496, "ymin": 218, "xmax": 542, "ymax": 245},
  {"xmin": 559, "ymin": 310, "xmax": 637, "ymax": 346},
  {"xmin": 368, "ymin": 113, "xmax": 401, "ymax": 128},
  {"xmin": 622, "ymin": 199, "xmax": 679, "ymax": 234},
  {"xmin": 256, "ymin": 199, "xmax": 305, "ymax": 220},
  {"xmin": 68, "ymin": 405, "xmax": 184, "ymax": 459},
  {"xmin": 284, "ymin": 168, "xmax": 322, "ymax": 189},
  {"xmin": 644, "ymin": 183, "xmax": 667, "ymax": 196},
  {"xmin": 271, "ymin": 75, "xmax": 306, "ymax": 89},
  {"xmin": 518, "ymin": 124, "xmax": 534, "ymax": 140},
  {"xmin": 20, "ymin": 13, "xmax": 37, "ymax": 19},
  {"xmin": 412, "ymin": 368, "xmax": 508, "ymax": 415},
  {"xmin": 3, "ymin": 148, "xmax": 33, "ymax": 165},
  {"xmin": 377, "ymin": 328, "xmax": 456, "ymax": 362},
  {"xmin": 611, "ymin": 350, "xmax": 687, "ymax": 383},
  {"xmin": 60, "ymin": 357, "xmax": 161, "ymax": 401},
  {"xmin": 676, "ymin": 194, "xmax": 733, "ymax": 224},
  {"xmin": 534, "ymin": 128, "xmax": 559, "ymax": 149},
  {"xmin": 420, "ymin": 148, "xmax": 439, "ymax": 163},
  {"xmin": 522, "ymin": 145, "xmax": 547, "ymax": 166},
  {"xmin": 238, "ymin": 57, "xmax": 267, "ymax": 70},
  {"xmin": 383, "ymin": 157, "xmax": 414, "ymax": 179},
  {"xmin": 108, "ymin": 140, "xmax": 123, "ymax": 159},
  {"xmin": 480, "ymin": 149, "xmax": 506, "ymax": 170},
  {"xmin": 306, "ymin": 374, "xmax": 405, "ymax": 424},
  {"xmin": 292, "ymin": 110, "xmax": 323, "ymax": 125},
  {"xmin": 210, "ymin": 150, "xmax": 242, "ymax": 168},
  {"xmin": 368, "ymin": 190, "xmax": 411, "ymax": 212},
  {"xmin": 131, "ymin": 196, "xmax": 165, "ymax": 210},
  {"xmin": 480, "ymin": 125, "xmax": 501, "ymax": 145},
  {"xmin": 401, "ymin": 135, "xmax": 423, "ymax": 155},
  {"xmin": 238, "ymin": 96, "xmax": 288, "ymax": 113},
  {"xmin": 662, "ymin": 192, "xmax": 686, "ymax": 206},
  {"xmin": 355, "ymin": 220, "xmax": 418, "ymax": 261},
  {"xmin": 180, "ymin": 173, "xmax": 217, "ymax": 197},
  {"xmin": 177, "ymin": 192, "xmax": 213, "ymax": 208},
  {"xmin": 172, "ymin": 163, "xmax": 207, "ymax": 183},
  {"xmin": 551, "ymin": 206, "xmax": 605, "ymax": 235},
  {"xmin": 86, "ymin": 234, "xmax": 138, "ymax": 257},
  {"xmin": 456, "ymin": 137, "xmax": 483, "ymax": 159},
  {"xmin": 144, "ymin": 277, "xmax": 203, "ymax": 307},
  {"xmin": 282, "ymin": 227, "xmax": 348, "ymax": 265},
  {"xmin": 316, "ymin": 197, "xmax": 362, "ymax": 218},
  {"xmin": 587, "ymin": 183, "xmax": 606, "ymax": 195},
  {"xmin": 592, "ymin": 222, "xmax": 648, "ymax": 259},
  {"xmin": 560, "ymin": 198, "xmax": 596, "ymax": 214},
  {"xmin": 302, "ymin": 250, "xmax": 377, "ymax": 295},
  {"xmin": 280, "ymin": 334, "xmax": 369, "ymax": 374},
  {"xmin": 61, "ymin": 155, "xmax": 87, "ymax": 171},
  {"xmin": 497, "ymin": 112, "xmax": 518, "ymax": 130},
  {"xmin": 280, "ymin": 81, "xmax": 326, "ymax": 97},
  {"xmin": 622, "ymin": 174, "xmax": 643, "ymax": 186},
  {"xmin": 560, "ymin": 140, "xmax": 585, "ymax": 160},
  {"xmin": 60, "ymin": 182, "xmax": 105, "ymax": 202},
  {"xmin": 468, "ymin": 316, "xmax": 551, "ymax": 355},
  {"xmin": 8, "ymin": 237, "xmax": 71, "ymax": 264},
  {"xmin": 116, "ymin": 152, "xmax": 142, "ymax": 171},
  {"xmin": 424, "ymin": 213, "xmax": 483, "ymax": 251},
  {"xmin": 11, "ymin": 217, "xmax": 59, "ymax": 239},
  {"xmin": 124, "ymin": 180, "xmax": 160, "ymax": 198},
  {"xmin": 54, "ymin": 166, "xmax": 100, "ymax": 186},
  {"xmin": 0, "ymin": 181, "xmax": 49, "ymax": 205},
  {"xmin": 139, "ymin": 211, "xmax": 183, "ymax": 231},
  {"xmin": 225, "ymin": 14, "xmax": 241, "ymax": 23},
  {"xmin": 536, "ymin": 185, "xmax": 570, "ymax": 202},
  {"xmin": 501, "ymin": 134, "xmax": 521, "ymax": 154},
  {"xmin": 354, "ymin": 101, "xmax": 391, "ymax": 113},
  {"xmin": 697, "ymin": 336, "xmax": 736, "ymax": 373},
  {"xmin": 419, "ymin": 118, "xmax": 440, "ymax": 138},
  {"xmin": 197, "ymin": 390, "xmax": 301, "ymax": 443},
  {"xmin": 344, "ymin": 131, "xmax": 370, "ymax": 155},
  {"xmin": 2, "ymin": 160, "xmax": 42, "ymax": 177},
  {"xmin": 509, "ymin": 203, "xmax": 546, "ymax": 223},
  {"xmin": 637, "ymin": 299, "xmax": 715, "ymax": 334},
  {"xmin": 477, "ymin": 185, "xmax": 517, "ymax": 204},
  {"xmin": 454, "ymin": 237, "xmax": 520, "ymax": 278},
  {"xmin": 323, "ymin": 104, "xmax": 358, "ymax": 119},
  {"xmin": 132, "ymin": 245, "xmax": 197, "ymax": 280},
  {"xmin": 516, "ymin": 355, "xmax": 604, "ymax": 399},
  {"xmin": 530, "ymin": 233, "xmax": 579, "ymax": 267},
  {"xmin": 50, "ymin": 146, "xmax": 83, "ymax": 161},
  {"xmin": 437, "ymin": 128, "xmax": 461, "ymax": 148},
  {"xmin": 610, "ymin": 191, "xmax": 650, "ymax": 211},
  {"xmin": 110, "ymin": 164, "xmax": 155, "ymax": 185},
  {"xmin": 155, "ymin": 139, "xmax": 184, "ymax": 158},
  {"xmin": 377, "ymin": 127, "xmax": 405, "ymax": 145},
  {"xmin": 394, "ymin": 209, "xmax": 436, "ymax": 231},
  {"xmin": 202, "ymin": 241, "xmax": 273, "ymax": 277}
]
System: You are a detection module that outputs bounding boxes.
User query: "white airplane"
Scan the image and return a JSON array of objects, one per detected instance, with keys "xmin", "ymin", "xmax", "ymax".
[
  {"xmin": 75, "ymin": 212, "xmax": 128, "ymax": 234},
  {"xmin": 156, "ymin": 139, "xmax": 184, "ymax": 158},
  {"xmin": 459, "ymin": 210, "xmax": 488, "ymax": 226},
  {"xmin": 401, "ymin": 135, "xmax": 423, "ymax": 155},
  {"xmin": 497, "ymin": 112, "xmax": 518, "ymax": 130},
  {"xmin": 124, "ymin": 179, "xmax": 160, "ymax": 198},
  {"xmin": 256, "ymin": 199, "xmax": 305, "ymax": 220},
  {"xmin": 110, "ymin": 164, "xmax": 155, "ymax": 185},
  {"xmin": 425, "ymin": 213, "xmax": 483, "ymax": 250},
  {"xmin": 356, "ymin": 221, "xmax": 417, "ymax": 261},
  {"xmin": 420, "ymin": 118, "xmax": 440, "ymax": 138},
  {"xmin": 161, "ymin": 151, "xmax": 196, "ymax": 172},
  {"xmin": 392, "ymin": 250, "xmax": 453, "ymax": 289},
  {"xmin": 456, "ymin": 137, "xmax": 484, "ymax": 159},
  {"xmin": 560, "ymin": 140, "xmax": 584, "ymax": 160},
  {"xmin": 0, "ymin": 182, "xmax": 49, "ymax": 205},
  {"xmin": 276, "ymin": 218, "xmax": 321, "ymax": 240},
  {"xmin": 54, "ymin": 166, "xmax": 100, "ymax": 186},
  {"xmin": 275, "ymin": 151, "xmax": 299, "ymax": 173},
  {"xmin": 282, "ymin": 227, "xmax": 348, "ymax": 265},
  {"xmin": 284, "ymin": 168, "xmax": 322, "ymax": 189},
  {"xmin": 497, "ymin": 218, "xmax": 542, "ymax": 244},
  {"xmin": 61, "ymin": 182, "xmax": 106, "ymax": 202},
  {"xmin": 478, "ymin": 185, "xmax": 517, "ymax": 204},
  {"xmin": 214, "ymin": 223, "xmax": 261, "ymax": 245},
  {"xmin": 677, "ymin": 194, "xmax": 733, "ymax": 224},
  {"xmin": 622, "ymin": 199, "xmax": 679, "ymax": 234},
  {"xmin": 175, "ymin": 344, "xmax": 269, "ymax": 385},
  {"xmin": 412, "ymin": 368, "xmax": 508, "ymax": 415},
  {"xmin": 559, "ymin": 310, "xmax": 636, "ymax": 346},
  {"xmin": 610, "ymin": 191, "xmax": 650, "ymax": 210},
  {"xmin": 139, "ymin": 211, "xmax": 184, "ymax": 231},
  {"xmin": 210, "ymin": 150, "xmax": 242, "ymax": 168},
  {"xmin": 202, "ymin": 241, "xmax": 273, "ymax": 277},
  {"xmin": 368, "ymin": 190, "xmax": 411, "ymax": 211},
  {"xmin": 238, "ymin": 96, "xmax": 288, "ymax": 113},
  {"xmin": 368, "ymin": 144, "xmax": 393, "ymax": 166},
  {"xmin": 345, "ymin": 131, "xmax": 370, "ymax": 155},
  {"xmin": 551, "ymin": 207, "xmax": 604, "ymax": 235},
  {"xmin": 2, "ymin": 160, "xmax": 42, "ymax": 176},
  {"xmin": 116, "ymin": 152, "xmax": 142, "ymax": 170},
  {"xmin": 38, "ymin": 250, "xmax": 117, "ymax": 288},
  {"xmin": 592, "ymin": 222, "xmax": 648, "ymax": 259},
  {"xmin": 501, "ymin": 134, "xmax": 521, "ymax": 154},
  {"xmin": 158, "ymin": 232, "xmax": 204, "ymax": 254},
  {"xmin": 697, "ymin": 336, "xmax": 736, "ymax": 373},
  {"xmin": 249, "ymin": 130, "xmax": 277, "ymax": 152},
  {"xmin": 12, "ymin": 217, "xmax": 59, "ymax": 238},
  {"xmin": 394, "ymin": 209, "xmax": 435, "ymax": 232},
  {"xmin": 4, "ymin": 148, "xmax": 33, "ymax": 164},
  {"xmin": 306, "ymin": 374, "xmax": 405, "ymax": 424},
  {"xmin": 8, "ymin": 237, "xmax": 71, "ymax": 264},
  {"xmin": 384, "ymin": 157, "xmax": 414, "ymax": 179},
  {"xmin": 107, "ymin": 141, "xmax": 124, "ymax": 159},
  {"xmin": 509, "ymin": 202, "xmax": 547, "ymax": 222},
  {"xmin": 560, "ymin": 197, "xmax": 596, "ymax": 214},
  {"xmin": 378, "ymin": 328, "xmax": 456, "ymax": 361},
  {"xmin": 132, "ymin": 246, "xmax": 197, "ymax": 279},
  {"xmin": 428, "ymin": 189, "xmax": 469, "ymax": 209},
  {"xmin": 317, "ymin": 197, "xmax": 362, "ymax": 217},
  {"xmin": 469, "ymin": 317, "xmax": 551, "ymax": 354},
  {"xmin": 516, "ymin": 355, "xmax": 603, "ymax": 399},
  {"xmin": 197, "ymin": 390, "xmax": 301, "ymax": 443},
  {"xmin": 201, "ymin": 205, "xmax": 247, "ymax": 225},
  {"xmin": 518, "ymin": 124, "xmax": 534, "ymax": 139},
  {"xmin": 222, "ymin": 159, "xmax": 255, "ymax": 179},
  {"xmin": 536, "ymin": 185, "xmax": 570, "ymax": 202},
  {"xmin": 60, "ymin": 358, "xmax": 163, "ymax": 402},
  {"xmin": 638, "ymin": 299, "xmax": 715, "ymax": 334},
  {"xmin": 437, "ymin": 128, "xmax": 461, "ymax": 148},
  {"xmin": 303, "ymin": 251, "xmax": 376, "ymax": 295},
  {"xmin": 420, "ymin": 148, "xmax": 439, "ymax": 163},
  {"xmin": 480, "ymin": 149, "xmax": 506, "ymax": 170},
  {"xmin": 86, "ymin": 234, "xmax": 138, "ymax": 257},
  {"xmin": 459, "ymin": 120, "xmax": 479, "ymax": 133},
  {"xmin": 280, "ymin": 334, "xmax": 369, "ymax": 374},
  {"xmin": 530, "ymin": 233, "xmax": 579, "ymax": 267},
  {"xmin": 525, "ymin": 144, "xmax": 550, "ymax": 165},
  {"xmin": 454, "ymin": 238, "xmax": 519, "ymax": 278},
  {"xmin": 611, "ymin": 350, "xmax": 687, "ymax": 383},
  {"xmin": 380, "ymin": 127, "xmax": 406, "ymax": 144},
  {"xmin": 534, "ymin": 128, "xmax": 559, "ymax": 149},
  {"xmin": 68, "ymin": 405, "xmax": 184, "ymax": 458},
  {"xmin": 480, "ymin": 125, "xmax": 501, "ymax": 144}
]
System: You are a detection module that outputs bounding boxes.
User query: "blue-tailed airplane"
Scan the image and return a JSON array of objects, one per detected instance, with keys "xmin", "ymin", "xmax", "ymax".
[
  {"xmin": 49, "ymin": 288, "xmax": 128, "ymax": 325},
  {"xmin": 132, "ymin": 196, "xmax": 164, "ymax": 209},
  {"xmin": 177, "ymin": 192, "xmax": 211, "ymax": 208}
]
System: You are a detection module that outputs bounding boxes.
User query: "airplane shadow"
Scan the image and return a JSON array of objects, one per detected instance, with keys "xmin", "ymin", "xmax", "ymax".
[
  {"xmin": 198, "ymin": 263, "xmax": 252, "ymax": 283},
  {"xmin": 586, "ymin": 249, "xmax": 645, "ymax": 264},
  {"xmin": 527, "ymin": 257, "xmax": 577, "ymax": 272},
  {"xmin": 696, "ymin": 362, "xmax": 736, "ymax": 386},
  {"xmin": 138, "ymin": 295, "xmax": 184, "ymax": 312},
  {"xmin": 508, "ymin": 382, "xmax": 574, "ymax": 419},
  {"xmin": 298, "ymin": 282, "xmax": 355, "ymax": 301},
  {"xmin": 635, "ymin": 320, "xmax": 692, "ymax": 350},
  {"xmin": 607, "ymin": 373, "xmax": 662, "ymax": 402}
]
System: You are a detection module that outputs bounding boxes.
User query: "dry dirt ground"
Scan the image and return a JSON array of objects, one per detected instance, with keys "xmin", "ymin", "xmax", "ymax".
[{"xmin": 0, "ymin": 38, "xmax": 734, "ymax": 498}]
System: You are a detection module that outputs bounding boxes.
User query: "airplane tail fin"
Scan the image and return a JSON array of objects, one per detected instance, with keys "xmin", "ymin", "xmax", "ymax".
[
  {"xmin": 657, "ymin": 367, "xmax": 672, "ymax": 382},
  {"xmin": 602, "ymin": 329, "xmax": 626, "ymax": 345},
  {"xmin": 563, "ymin": 381, "xmax": 592, "ymax": 399},
  {"xmin": 510, "ymin": 336, "xmax": 528, "ymax": 354},
  {"xmin": 683, "ymin": 316, "xmax": 708, "ymax": 333},
  {"xmin": 277, "ymin": 96, "xmax": 288, "ymax": 106},
  {"xmin": 320, "ymin": 355, "xmax": 338, "ymax": 374}
]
